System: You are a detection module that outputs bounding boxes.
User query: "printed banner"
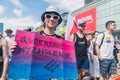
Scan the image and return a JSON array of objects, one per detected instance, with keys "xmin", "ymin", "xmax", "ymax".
[
  {"xmin": 8, "ymin": 30, "xmax": 78, "ymax": 79},
  {"xmin": 75, "ymin": 7, "xmax": 96, "ymax": 33}
]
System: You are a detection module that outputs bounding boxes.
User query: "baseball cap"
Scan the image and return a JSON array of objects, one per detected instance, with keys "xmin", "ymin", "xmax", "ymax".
[{"xmin": 77, "ymin": 20, "xmax": 86, "ymax": 28}]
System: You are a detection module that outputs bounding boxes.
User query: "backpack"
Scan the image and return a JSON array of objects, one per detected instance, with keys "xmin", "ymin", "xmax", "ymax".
[
  {"xmin": 114, "ymin": 41, "xmax": 119, "ymax": 63},
  {"xmin": 73, "ymin": 33, "xmax": 77, "ymax": 43}
]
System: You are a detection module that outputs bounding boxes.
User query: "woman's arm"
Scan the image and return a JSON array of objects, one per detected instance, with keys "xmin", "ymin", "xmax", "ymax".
[
  {"xmin": 69, "ymin": 34, "xmax": 74, "ymax": 42},
  {"xmin": 1, "ymin": 39, "xmax": 9, "ymax": 79}
]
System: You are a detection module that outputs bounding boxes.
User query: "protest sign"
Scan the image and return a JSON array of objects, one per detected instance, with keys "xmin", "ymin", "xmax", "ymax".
[{"xmin": 8, "ymin": 30, "xmax": 78, "ymax": 79}]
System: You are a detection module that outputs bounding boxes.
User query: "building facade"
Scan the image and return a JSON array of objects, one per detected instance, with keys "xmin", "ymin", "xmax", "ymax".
[
  {"xmin": 85, "ymin": 0, "xmax": 95, "ymax": 5},
  {"xmin": 69, "ymin": 0, "xmax": 120, "ymax": 49}
]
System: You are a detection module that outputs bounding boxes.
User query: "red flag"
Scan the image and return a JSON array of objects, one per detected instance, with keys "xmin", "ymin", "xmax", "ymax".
[
  {"xmin": 65, "ymin": 14, "xmax": 77, "ymax": 40},
  {"xmin": 70, "ymin": 21, "xmax": 78, "ymax": 35}
]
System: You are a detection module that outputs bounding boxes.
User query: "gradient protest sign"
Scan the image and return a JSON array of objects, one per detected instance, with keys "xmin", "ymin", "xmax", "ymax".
[{"xmin": 8, "ymin": 30, "xmax": 78, "ymax": 79}]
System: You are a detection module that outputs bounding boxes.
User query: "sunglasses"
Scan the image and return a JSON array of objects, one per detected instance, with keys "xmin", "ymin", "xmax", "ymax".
[
  {"xmin": 45, "ymin": 14, "xmax": 60, "ymax": 20},
  {"xmin": 78, "ymin": 24, "xmax": 86, "ymax": 28}
]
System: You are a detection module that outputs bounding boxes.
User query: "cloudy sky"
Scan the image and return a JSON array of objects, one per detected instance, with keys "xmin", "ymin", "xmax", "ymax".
[{"xmin": 0, "ymin": 0, "xmax": 84, "ymax": 35}]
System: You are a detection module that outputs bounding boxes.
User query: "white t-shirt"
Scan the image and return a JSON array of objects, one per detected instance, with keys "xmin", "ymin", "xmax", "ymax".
[
  {"xmin": 5, "ymin": 36, "xmax": 15, "ymax": 44},
  {"xmin": 96, "ymin": 32, "xmax": 114, "ymax": 59},
  {"xmin": 5, "ymin": 35, "xmax": 15, "ymax": 61}
]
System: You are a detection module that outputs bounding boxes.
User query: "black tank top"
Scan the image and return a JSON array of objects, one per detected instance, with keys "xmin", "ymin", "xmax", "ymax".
[
  {"xmin": 74, "ymin": 33, "xmax": 87, "ymax": 60},
  {"xmin": 0, "ymin": 47, "xmax": 2, "ymax": 56}
]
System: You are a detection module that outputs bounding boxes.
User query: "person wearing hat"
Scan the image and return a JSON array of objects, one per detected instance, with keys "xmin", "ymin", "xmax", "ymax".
[
  {"xmin": 0, "ymin": 33, "xmax": 9, "ymax": 80},
  {"xmin": 9, "ymin": 5, "xmax": 63, "ymax": 80},
  {"xmin": 69, "ymin": 20, "xmax": 90, "ymax": 80},
  {"xmin": 37, "ymin": 5, "xmax": 63, "ymax": 39}
]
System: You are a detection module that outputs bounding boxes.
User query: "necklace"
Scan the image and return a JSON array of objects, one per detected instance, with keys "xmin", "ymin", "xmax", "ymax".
[{"xmin": 43, "ymin": 31, "xmax": 56, "ymax": 36}]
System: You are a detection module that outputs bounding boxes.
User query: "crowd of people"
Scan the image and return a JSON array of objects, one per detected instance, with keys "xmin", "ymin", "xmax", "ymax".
[{"xmin": 0, "ymin": 5, "xmax": 120, "ymax": 80}]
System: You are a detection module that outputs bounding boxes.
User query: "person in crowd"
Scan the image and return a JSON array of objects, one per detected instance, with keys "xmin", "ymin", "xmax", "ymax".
[
  {"xmin": 9, "ymin": 5, "xmax": 64, "ymax": 80},
  {"xmin": 4, "ymin": 29, "xmax": 15, "ymax": 61},
  {"xmin": 0, "ymin": 32, "xmax": 9, "ymax": 80},
  {"xmin": 69, "ymin": 20, "xmax": 90, "ymax": 80},
  {"xmin": 96, "ymin": 21, "xmax": 117, "ymax": 80},
  {"xmin": 89, "ymin": 31, "xmax": 100, "ymax": 80},
  {"xmin": 5, "ymin": 29, "xmax": 15, "ymax": 42}
]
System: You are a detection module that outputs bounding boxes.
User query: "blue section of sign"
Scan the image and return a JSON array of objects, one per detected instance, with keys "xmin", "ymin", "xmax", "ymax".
[
  {"xmin": 8, "ymin": 60, "xmax": 78, "ymax": 79},
  {"xmin": 0, "ymin": 23, "xmax": 3, "ymax": 34}
]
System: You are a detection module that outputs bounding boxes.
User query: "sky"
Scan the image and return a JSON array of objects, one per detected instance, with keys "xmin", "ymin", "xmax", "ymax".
[{"xmin": 0, "ymin": 0, "xmax": 85, "ymax": 35}]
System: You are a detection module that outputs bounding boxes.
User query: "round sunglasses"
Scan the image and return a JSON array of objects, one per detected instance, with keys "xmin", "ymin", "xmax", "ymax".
[{"xmin": 45, "ymin": 14, "xmax": 60, "ymax": 20}]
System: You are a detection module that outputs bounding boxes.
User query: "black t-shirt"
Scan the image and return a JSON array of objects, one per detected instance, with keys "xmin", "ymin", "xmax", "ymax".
[
  {"xmin": 74, "ymin": 33, "xmax": 88, "ymax": 60},
  {"xmin": 35, "ymin": 30, "xmax": 64, "ymax": 40},
  {"xmin": 0, "ymin": 47, "xmax": 2, "ymax": 56}
]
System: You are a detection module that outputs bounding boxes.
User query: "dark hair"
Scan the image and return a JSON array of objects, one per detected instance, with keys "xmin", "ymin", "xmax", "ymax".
[
  {"xmin": 5, "ymin": 29, "xmax": 13, "ymax": 33},
  {"xmin": 24, "ymin": 27, "xmax": 33, "ymax": 32},
  {"xmin": 93, "ymin": 31, "xmax": 99, "ymax": 35},
  {"xmin": 105, "ymin": 20, "xmax": 116, "ymax": 28}
]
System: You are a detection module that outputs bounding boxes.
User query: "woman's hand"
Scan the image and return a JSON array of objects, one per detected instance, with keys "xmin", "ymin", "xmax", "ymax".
[
  {"xmin": 98, "ymin": 55, "xmax": 103, "ymax": 61},
  {"xmin": 117, "ymin": 53, "xmax": 120, "ymax": 62},
  {"xmin": 9, "ymin": 41, "xmax": 17, "ymax": 53},
  {"xmin": 0, "ymin": 77, "xmax": 7, "ymax": 80}
]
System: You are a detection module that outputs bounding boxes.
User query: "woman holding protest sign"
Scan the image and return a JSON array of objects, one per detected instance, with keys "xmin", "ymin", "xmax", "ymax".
[
  {"xmin": 10, "ymin": 5, "xmax": 63, "ymax": 51},
  {"xmin": 9, "ymin": 5, "xmax": 64, "ymax": 80},
  {"xmin": 0, "ymin": 33, "xmax": 9, "ymax": 80},
  {"xmin": 37, "ymin": 5, "xmax": 63, "ymax": 39}
]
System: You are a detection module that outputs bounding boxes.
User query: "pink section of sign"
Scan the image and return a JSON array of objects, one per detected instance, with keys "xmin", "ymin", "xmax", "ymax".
[{"xmin": 15, "ymin": 30, "xmax": 76, "ymax": 62}]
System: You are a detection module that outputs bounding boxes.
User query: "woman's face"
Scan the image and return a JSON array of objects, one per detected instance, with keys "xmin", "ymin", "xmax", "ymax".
[
  {"xmin": 44, "ymin": 13, "xmax": 59, "ymax": 29},
  {"xmin": 94, "ymin": 32, "xmax": 99, "ymax": 39}
]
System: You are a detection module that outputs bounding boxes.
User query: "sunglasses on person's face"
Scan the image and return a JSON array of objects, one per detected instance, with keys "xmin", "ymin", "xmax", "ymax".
[
  {"xmin": 45, "ymin": 14, "xmax": 60, "ymax": 20},
  {"xmin": 78, "ymin": 24, "xmax": 86, "ymax": 28}
]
